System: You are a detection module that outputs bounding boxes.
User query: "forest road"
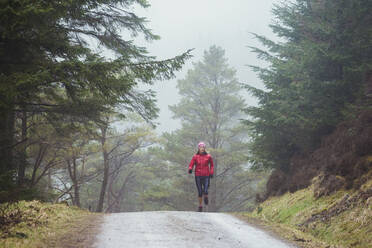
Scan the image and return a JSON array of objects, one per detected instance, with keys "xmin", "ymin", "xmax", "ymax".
[{"xmin": 93, "ymin": 211, "xmax": 296, "ymax": 248}]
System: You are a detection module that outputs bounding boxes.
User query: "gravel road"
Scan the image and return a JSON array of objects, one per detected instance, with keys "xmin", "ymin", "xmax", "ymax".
[{"xmin": 94, "ymin": 211, "xmax": 296, "ymax": 248}]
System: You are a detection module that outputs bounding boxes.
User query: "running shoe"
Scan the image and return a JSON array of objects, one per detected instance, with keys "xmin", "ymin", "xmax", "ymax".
[{"xmin": 198, "ymin": 206, "xmax": 203, "ymax": 212}]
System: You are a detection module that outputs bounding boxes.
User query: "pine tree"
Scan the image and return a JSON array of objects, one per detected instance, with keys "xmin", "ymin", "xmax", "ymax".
[
  {"xmin": 163, "ymin": 46, "xmax": 254, "ymax": 211},
  {"xmin": 0, "ymin": 0, "xmax": 190, "ymax": 196},
  {"xmin": 244, "ymin": 0, "xmax": 372, "ymax": 171}
]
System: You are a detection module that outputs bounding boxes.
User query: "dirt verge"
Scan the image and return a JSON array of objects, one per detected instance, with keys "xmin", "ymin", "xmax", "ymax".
[
  {"xmin": 232, "ymin": 213, "xmax": 336, "ymax": 248},
  {"xmin": 46, "ymin": 213, "xmax": 105, "ymax": 248}
]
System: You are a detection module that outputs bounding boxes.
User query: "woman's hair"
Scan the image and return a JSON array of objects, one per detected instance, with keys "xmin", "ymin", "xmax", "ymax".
[{"xmin": 196, "ymin": 150, "xmax": 208, "ymax": 155}]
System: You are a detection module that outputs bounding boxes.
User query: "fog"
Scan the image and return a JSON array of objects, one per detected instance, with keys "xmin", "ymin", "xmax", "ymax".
[{"xmin": 131, "ymin": 0, "xmax": 280, "ymax": 133}]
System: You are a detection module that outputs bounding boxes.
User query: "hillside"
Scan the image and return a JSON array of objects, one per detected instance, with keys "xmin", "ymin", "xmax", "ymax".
[
  {"xmin": 265, "ymin": 109, "xmax": 372, "ymax": 198},
  {"xmin": 0, "ymin": 201, "xmax": 102, "ymax": 248},
  {"xmin": 238, "ymin": 109, "xmax": 372, "ymax": 248},
  {"xmin": 238, "ymin": 176, "xmax": 372, "ymax": 248}
]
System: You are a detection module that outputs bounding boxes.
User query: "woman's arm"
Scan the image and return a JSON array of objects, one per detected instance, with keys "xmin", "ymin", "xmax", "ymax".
[
  {"xmin": 188, "ymin": 155, "xmax": 196, "ymax": 172},
  {"xmin": 209, "ymin": 156, "xmax": 214, "ymax": 175}
]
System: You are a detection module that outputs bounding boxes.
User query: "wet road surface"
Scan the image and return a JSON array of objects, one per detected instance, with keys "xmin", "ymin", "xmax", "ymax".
[{"xmin": 94, "ymin": 211, "xmax": 296, "ymax": 248}]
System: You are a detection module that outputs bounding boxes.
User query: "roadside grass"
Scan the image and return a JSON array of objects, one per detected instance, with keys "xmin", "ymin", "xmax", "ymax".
[
  {"xmin": 235, "ymin": 179, "xmax": 372, "ymax": 248},
  {"xmin": 0, "ymin": 200, "xmax": 102, "ymax": 248}
]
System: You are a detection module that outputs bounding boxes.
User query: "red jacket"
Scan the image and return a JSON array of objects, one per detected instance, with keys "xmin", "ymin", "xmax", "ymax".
[{"xmin": 188, "ymin": 153, "xmax": 214, "ymax": 176}]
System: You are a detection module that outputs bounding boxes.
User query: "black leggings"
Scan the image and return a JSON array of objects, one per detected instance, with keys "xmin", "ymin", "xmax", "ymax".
[{"xmin": 195, "ymin": 176, "xmax": 209, "ymax": 197}]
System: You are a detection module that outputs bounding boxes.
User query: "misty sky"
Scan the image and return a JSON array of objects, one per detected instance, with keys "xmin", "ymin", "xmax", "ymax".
[{"xmin": 131, "ymin": 0, "xmax": 280, "ymax": 133}]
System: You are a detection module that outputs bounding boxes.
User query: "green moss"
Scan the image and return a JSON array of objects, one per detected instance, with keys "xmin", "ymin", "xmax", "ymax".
[
  {"xmin": 242, "ymin": 179, "xmax": 372, "ymax": 248},
  {"xmin": 276, "ymin": 196, "xmax": 314, "ymax": 224}
]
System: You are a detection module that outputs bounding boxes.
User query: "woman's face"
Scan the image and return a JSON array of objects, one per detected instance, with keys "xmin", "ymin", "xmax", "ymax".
[{"xmin": 199, "ymin": 146, "xmax": 205, "ymax": 153}]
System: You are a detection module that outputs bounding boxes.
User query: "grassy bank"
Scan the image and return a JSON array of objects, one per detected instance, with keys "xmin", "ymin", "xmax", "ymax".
[
  {"xmin": 236, "ymin": 178, "xmax": 372, "ymax": 248},
  {"xmin": 0, "ymin": 200, "xmax": 102, "ymax": 248}
]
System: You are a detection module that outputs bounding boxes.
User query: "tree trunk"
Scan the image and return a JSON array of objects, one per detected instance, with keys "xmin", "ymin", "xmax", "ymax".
[
  {"xmin": 106, "ymin": 172, "xmax": 133, "ymax": 213},
  {"xmin": 18, "ymin": 108, "xmax": 27, "ymax": 185},
  {"xmin": 73, "ymin": 183, "xmax": 81, "ymax": 207},
  {"xmin": 0, "ymin": 106, "xmax": 15, "ymax": 174},
  {"xmin": 96, "ymin": 125, "xmax": 109, "ymax": 212},
  {"xmin": 97, "ymin": 152, "xmax": 109, "ymax": 212},
  {"xmin": 209, "ymin": 96, "xmax": 220, "ymax": 212},
  {"xmin": 47, "ymin": 168, "xmax": 52, "ymax": 191},
  {"xmin": 210, "ymin": 158, "xmax": 218, "ymax": 212},
  {"xmin": 115, "ymin": 176, "xmax": 131, "ymax": 212},
  {"xmin": 66, "ymin": 157, "xmax": 81, "ymax": 207},
  {"xmin": 106, "ymin": 176, "xmax": 114, "ymax": 213},
  {"xmin": 72, "ymin": 158, "xmax": 81, "ymax": 207}
]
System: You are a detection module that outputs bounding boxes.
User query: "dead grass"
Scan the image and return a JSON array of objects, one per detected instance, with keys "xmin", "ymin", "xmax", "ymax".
[
  {"xmin": 0, "ymin": 201, "xmax": 103, "ymax": 248},
  {"xmin": 235, "ymin": 177, "xmax": 372, "ymax": 248},
  {"xmin": 46, "ymin": 213, "xmax": 104, "ymax": 248},
  {"xmin": 233, "ymin": 213, "xmax": 332, "ymax": 248}
]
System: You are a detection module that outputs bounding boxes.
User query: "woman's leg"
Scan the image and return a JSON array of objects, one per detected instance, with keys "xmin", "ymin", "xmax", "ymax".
[
  {"xmin": 195, "ymin": 176, "xmax": 203, "ymax": 209},
  {"xmin": 203, "ymin": 176, "xmax": 209, "ymax": 204}
]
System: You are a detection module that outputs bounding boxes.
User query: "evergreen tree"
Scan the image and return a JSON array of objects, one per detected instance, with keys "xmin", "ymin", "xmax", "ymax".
[
  {"xmin": 0, "ymin": 0, "xmax": 191, "ymax": 196},
  {"xmin": 162, "ymin": 46, "xmax": 260, "ymax": 211},
  {"xmin": 244, "ymin": 0, "xmax": 372, "ymax": 171}
]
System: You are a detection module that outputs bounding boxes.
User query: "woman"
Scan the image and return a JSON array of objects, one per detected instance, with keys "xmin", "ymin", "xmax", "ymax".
[{"xmin": 188, "ymin": 142, "xmax": 214, "ymax": 212}]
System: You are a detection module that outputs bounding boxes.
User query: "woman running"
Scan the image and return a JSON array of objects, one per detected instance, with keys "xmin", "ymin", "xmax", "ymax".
[{"xmin": 188, "ymin": 142, "xmax": 214, "ymax": 212}]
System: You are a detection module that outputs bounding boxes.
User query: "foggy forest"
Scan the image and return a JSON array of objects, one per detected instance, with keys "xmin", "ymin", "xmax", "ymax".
[{"xmin": 1, "ymin": 0, "xmax": 371, "ymax": 247}]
